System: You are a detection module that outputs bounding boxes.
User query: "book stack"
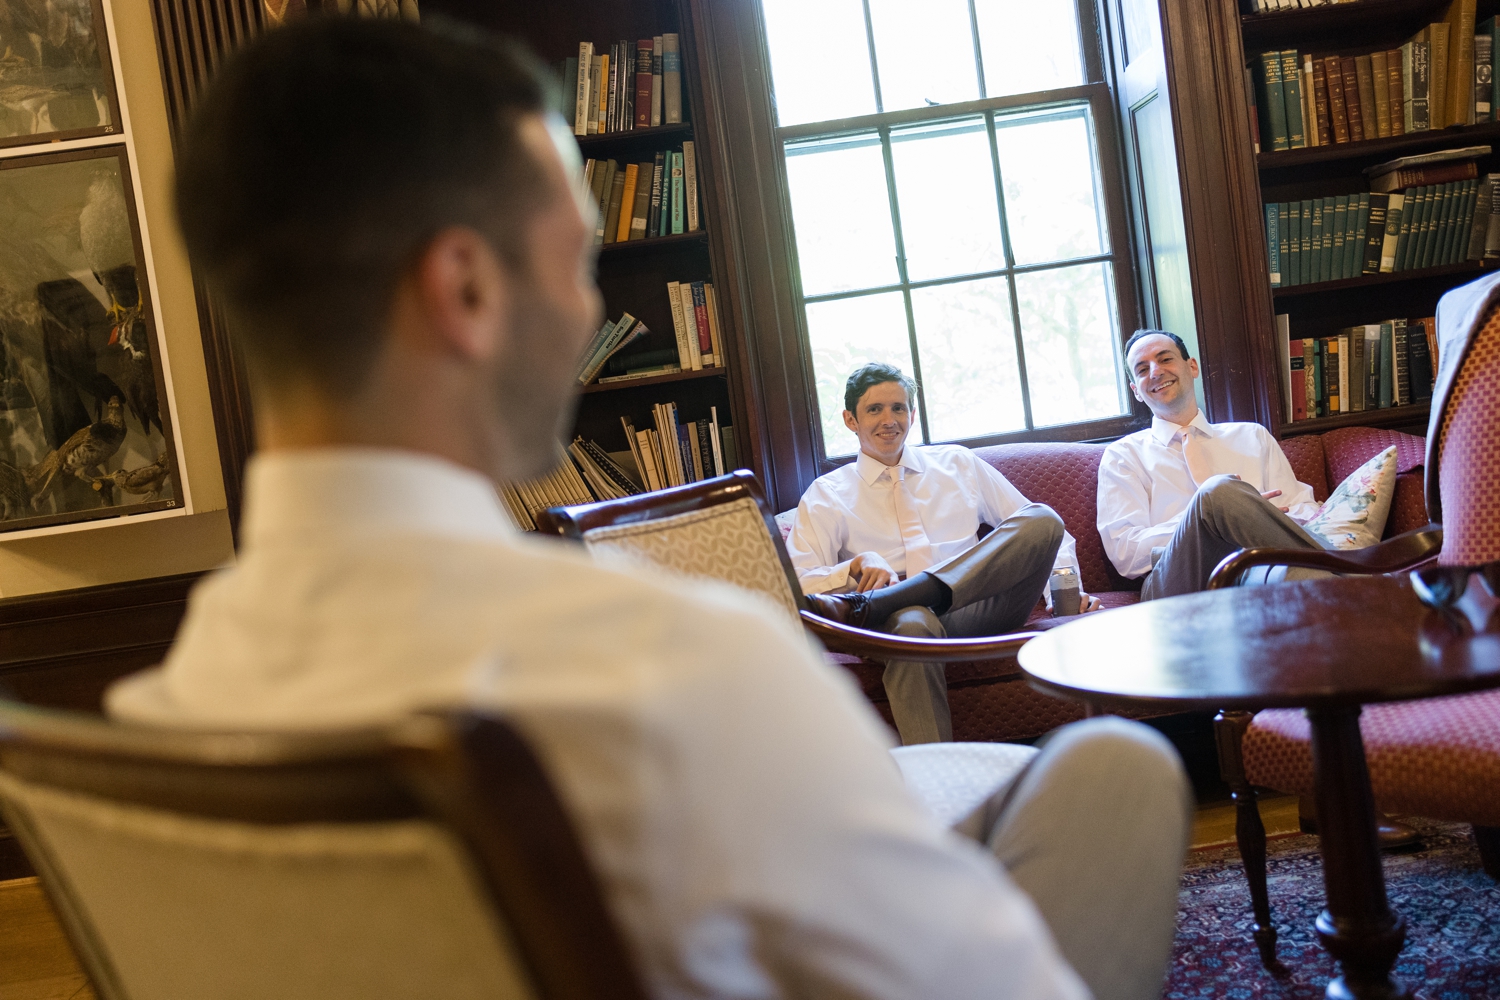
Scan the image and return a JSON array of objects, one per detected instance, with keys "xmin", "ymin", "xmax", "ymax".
[
  {"xmin": 665, "ymin": 279, "xmax": 725, "ymax": 372},
  {"xmin": 567, "ymin": 35, "xmax": 683, "ymax": 137},
  {"xmin": 585, "ymin": 142, "xmax": 701, "ymax": 246},
  {"xmin": 577, "ymin": 312, "xmax": 652, "ymax": 385},
  {"xmin": 622, "ymin": 404, "xmax": 734, "ymax": 491},
  {"xmin": 1249, "ymin": 5, "xmax": 1488, "ymax": 153},
  {"xmin": 567, "ymin": 437, "xmax": 645, "ymax": 501},
  {"xmin": 1277, "ymin": 314, "xmax": 1439, "ymax": 423},
  {"xmin": 497, "ymin": 451, "xmax": 600, "ymax": 531},
  {"xmin": 1263, "ymin": 153, "xmax": 1499, "ymax": 287}
]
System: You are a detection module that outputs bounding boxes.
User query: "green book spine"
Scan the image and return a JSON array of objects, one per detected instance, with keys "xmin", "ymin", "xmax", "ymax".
[
  {"xmin": 1286, "ymin": 201, "xmax": 1302, "ymax": 285},
  {"xmin": 1362, "ymin": 192, "xmax": 1388, "ymax": 274},
  {"xmin": 1299, "ymin": 199, "xmax": 1315, "ymax": 285},
  {"xmin": 1266, "ymin": 203, "xmax": 1282, "ymax": 286},
  {"xmin": 1331, "ymin": 195, "xmax": 1349, "ymax": 276},
  {"xmin": 1437, "ymin": 180, "xmax": 1467, "ymax": 264},
  {"xmin": 1309, "ymin": 199, "xmax": 1326, "ymax": 283},
  {"xmin": 1320, "ymin": 195, "xmax": 1337, "ymax": 280},
  {"xmin": 1452, "ymin": 179, "xmax": 1479, "ymax": 263},
  {"xmin": 1419, "ymin": 182, "xmax": 1454, "ymax": 268},
  {"xmin": 1277, "ymin": 202, "xmax": 1291, "ymax": 279},
  {"xmin": 1347, "ymin": 193, "xmax": 1370, "ymax": 278},
  {"xmin": 1379, "ymin": 192, "xmax": 1404, "ymax": 272},
  {"xmin": 1260, "ymin": 51, "xmax": 1291, "ymax": 151},
  {"xmin": 1378, "ymin": 321, "xmax": 1394, "ymax": 407},
  {"xmin": 1402, "ymin": 186, "xmax": 1432, "ymax": 271},
  {"xmin": 1395, "ymin": 186, "xmax": 1425, "ymax": 271},
  {"xmin": 669, "ymin": 150, "xmax": 685, "ymax": 235},
  {"xmin": 1431, "ymin": 181, "xmax": 1459, "ymax": 265},
  {"xmin": 1281, "ymin": 50, "xmax": 1307, "ymax": 148}
]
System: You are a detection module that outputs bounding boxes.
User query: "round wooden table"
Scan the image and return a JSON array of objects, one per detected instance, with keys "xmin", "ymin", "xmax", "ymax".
[{"xmin": 1017, "ymin": 574, "xmax": 1500, "ymax": 1000}]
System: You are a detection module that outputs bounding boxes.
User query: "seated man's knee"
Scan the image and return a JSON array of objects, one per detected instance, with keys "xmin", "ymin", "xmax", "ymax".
[
  {"xmin": 885, "ymin": 605, "xmax": 945, "ymax": 638},
  {"xmin": 1014, "ymin": 503, "xmax": 1065, "ymax": 549},
  {"xmin": 1037, "ymin": 717, "xmax": 1190, "ymax": 810},
  {"xmin": 1194, "ymin": 474, "xmax": 1256, "ymax": 518}
]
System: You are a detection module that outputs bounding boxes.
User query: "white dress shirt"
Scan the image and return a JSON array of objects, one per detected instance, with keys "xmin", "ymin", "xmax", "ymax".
[
  {"xmin": 786, "ymin": 444, "xmax": 1079, "ymax": 595},
  {"xmin": 108, "ymin": 448, "xmax": 1087, "ymax": 1000},
  {"xmin": 1096, "ymin": 411, "xmax": 1319, "ymax": 579}
]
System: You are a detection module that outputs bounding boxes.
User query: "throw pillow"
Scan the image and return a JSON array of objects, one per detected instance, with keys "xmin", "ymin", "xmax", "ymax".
[
  {"xmin": 774, "ymin": 509, "xmax": 797, "ymax": 542},
  {"xmin": 1302, "ymin": 446, "xmax": 1398, "ymax": 550}
]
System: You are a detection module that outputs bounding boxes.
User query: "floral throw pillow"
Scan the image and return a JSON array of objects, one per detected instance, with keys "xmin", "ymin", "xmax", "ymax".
[{"xmin": 1302, "ymin": 446, "xmax": 1398, "ymax": 550}]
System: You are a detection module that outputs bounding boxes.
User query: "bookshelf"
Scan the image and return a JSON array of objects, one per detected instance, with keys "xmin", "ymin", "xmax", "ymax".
[
  {"xmin": 421, "ymin": 0, "xmax": 756, "ymax": 518},
  {"xmin": 1233, "ymin": 0, "xmax": 1500, "ymax": 439}
]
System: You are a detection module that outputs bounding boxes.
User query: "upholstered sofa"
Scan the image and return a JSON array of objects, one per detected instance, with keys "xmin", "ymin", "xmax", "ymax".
[{"xmin": 817, "ymin": 425, "xmax": 1430, "ymax": 743}]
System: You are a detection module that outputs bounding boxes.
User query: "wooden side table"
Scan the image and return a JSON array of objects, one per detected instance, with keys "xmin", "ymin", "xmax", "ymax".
[{"xmin": 1018, "ymin": 575, "xmax": 1500, "ymax": 1000}]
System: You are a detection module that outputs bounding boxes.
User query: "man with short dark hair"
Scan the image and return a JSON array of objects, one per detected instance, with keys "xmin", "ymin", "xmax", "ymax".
[
  {"xmin": 1097, "ymin": 330, "xmax": 1324, "ymax": 599},
  {"xmin": 789, "ymin": 363, "xmax": 1099, "ymax": 745},
  {"xmin": 106, "ymin": 21, "xmax": 1189, "ymax": 1000}
]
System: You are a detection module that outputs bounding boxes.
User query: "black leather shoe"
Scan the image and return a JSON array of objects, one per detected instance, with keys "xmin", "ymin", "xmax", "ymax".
[{"xmin": 804, "ymin": 592, "xmax": 875, "ymax": 629}]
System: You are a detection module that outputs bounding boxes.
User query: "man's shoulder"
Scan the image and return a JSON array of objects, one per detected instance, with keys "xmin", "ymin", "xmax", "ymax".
[
  {"xmin": 1102, "ymin": 426, "xmax": 1153, "ymax": 456},
  {"xmin": 1210, "ymin": 420, "xmax": 1279, "ymax": 448}
]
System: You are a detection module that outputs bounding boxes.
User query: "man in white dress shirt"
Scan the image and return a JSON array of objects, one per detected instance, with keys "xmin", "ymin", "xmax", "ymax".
[
  {"xmin": 1097, "ymin": 330, "xmax": 1324, "ymax": 600},
  {"xmin": 106, "ymin": 19, "xmax": 1190, "ymax": 1000},
  {"xmin": 788, "ymin": 364, "xmax": 1100, "ymax": 745}
]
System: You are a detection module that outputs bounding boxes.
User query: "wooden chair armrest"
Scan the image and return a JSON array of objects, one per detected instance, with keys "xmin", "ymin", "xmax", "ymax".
[
  {"xmin": 799, "ymin": 610, "xmax": 1040, "ymax": 663},
  {"xmin": 1206, "ymin": 523, "xmax": 1443, "ymax": 590}
]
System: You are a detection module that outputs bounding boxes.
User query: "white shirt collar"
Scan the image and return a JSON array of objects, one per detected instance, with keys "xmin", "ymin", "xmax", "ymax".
[
  {"xmin": 1149, "ymin": 408, "xmax": 1212, "ymax": 445},
  {"xmin": 855, "ymin": 444, "xmax": 923, "ymax": 485},
  {"xmin": 241, "ymin": 447, "xmax": 513, "ymax": 548}
]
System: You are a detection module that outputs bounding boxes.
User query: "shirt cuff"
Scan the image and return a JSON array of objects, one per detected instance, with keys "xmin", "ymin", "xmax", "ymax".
[{"xmin": 800, "ymin": 560, "xmax": 854, "ymax": 595}]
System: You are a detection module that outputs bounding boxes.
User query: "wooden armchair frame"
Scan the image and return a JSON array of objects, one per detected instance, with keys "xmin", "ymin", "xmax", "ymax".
[
  {"xmin": 1203, "ymin": 522, "xmax": 1443, "ymax": 969},
  {"xmin": 0, "ymin": 701, "xmax": 649, "ymax": 1000},
  {"xmin": 534, "ymin": 471, "xmax": 1040, "ymax": 665}
]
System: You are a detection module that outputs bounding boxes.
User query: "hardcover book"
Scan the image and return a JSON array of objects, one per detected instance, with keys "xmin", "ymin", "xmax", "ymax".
[
  {"xmin": 1325, "ymin": 54, "xmax": 1351, "ymax": 142},
  {"xmin": 1371, "ymin": 50, "xmax": 1392, "ymax": 137},
  {"xmin": 663, "ymin": 33, "xmax": 683, "ymax": 124}
]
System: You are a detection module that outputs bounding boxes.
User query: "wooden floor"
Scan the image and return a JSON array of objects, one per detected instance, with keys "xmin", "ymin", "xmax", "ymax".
[{"xmin": 0, "ymin": 794, "xmax": 1302, "ymax": 1000}]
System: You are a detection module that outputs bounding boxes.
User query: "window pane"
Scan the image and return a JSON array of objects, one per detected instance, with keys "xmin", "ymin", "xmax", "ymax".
[
  {"xmin": 974, "ymin": 0, "xmax": 1084, "ymax": 98},
  {"xmin": 910, "ymin": 277, "xmax": 1026, "ymax": 440},
  {"xmin": 994, "ymin": 108, "xmax": 1106, "ymax": 265},
  {"xmin": 805, "ymin": 292, "xmax": 917, "ymax": 456},
  {"xmin": 1014, "ymin": 263, "xmax": 1126, "ymax": 427},
  {"xmin": 889, "ymin": 119, "xmax": 1005, "ymax": 282},
  {"xmin": 867, "ymin": 0, "xmax": 980, "ymax": 112},
  {"xmin": 785, "ymin": 135, "xmax": 900, "ymax": 296},
  {"xmin": 761, "ymin": 0, "xmax": 878, "ymax": 126}
]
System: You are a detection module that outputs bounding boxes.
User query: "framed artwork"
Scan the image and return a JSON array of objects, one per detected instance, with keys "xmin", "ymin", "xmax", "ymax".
[
  {"xmin": 0, "ymin": 145, "xmax": 180, "ymax": 533},
  {"xmin": 0, "ymin": 0, "xmax": 121, "ymax": 150}
]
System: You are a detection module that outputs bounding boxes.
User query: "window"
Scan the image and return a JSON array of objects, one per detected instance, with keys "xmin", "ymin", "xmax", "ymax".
[{"xmin": 760, "ymin": 0, "xmax": 1139, "ymax": 459}]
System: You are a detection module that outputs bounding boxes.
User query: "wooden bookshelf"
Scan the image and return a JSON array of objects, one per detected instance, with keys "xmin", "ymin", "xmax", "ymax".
[
  {"xmin": 598, "ymin": 230, "xmax": 710, "ymax": 257},
  {"xmin": 1258, "ymin": 119, "xmax": 1500, "ymax": 171},
  {"xmin": 1271, "ymin": 259, "xmax": 1495, "ymax": 297},
  {"xmin": 577, "ymin": 120, "xmax": 694, "ymax": 154},
  {"xmin": 1280, "ymin": 401, "xmax": 1431, "ymax": 437},
  {"xmin": 581, "ymin": 365, "xmax": 726, "ymax": 393},
  {"xmin": 1242, "ymin": 0, "xmax": 1454, "ymax": 49}
]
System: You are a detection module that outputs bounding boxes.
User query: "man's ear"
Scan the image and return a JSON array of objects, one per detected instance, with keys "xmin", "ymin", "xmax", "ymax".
[
  {"xmin": 843, "ymin": 410, "xmax": 859, "ymax": 434},
  {"xmin": 411, "ymin": 225, "xmax": 510, "ymax": 361},
  {"xmin": 1187, "ymin": 357, "xmax": 1201, "ymax": 379},
  {"xmin": 1129, "ymin": 379, "xmax": 1144, "ymax": 402}
]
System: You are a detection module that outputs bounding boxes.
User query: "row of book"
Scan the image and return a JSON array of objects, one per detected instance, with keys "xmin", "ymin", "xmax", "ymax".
[
  {"xmin": 576, "ymin": 280, "xmax": 728, "ymax": 387},
  {"xmin": 576, "ymin": 311, "xmax": 650, "ymax": 385},
  {"xmin": 586, "ymin": 145, "xmax": 700, "ymax": 246},
  {"xmin": 1264, "ymin": 174, "xmax": 1499, "ymax": 286},
  {"xmin": 567, "ymin": 37, "xmax": 683, "ymax": 137},
  {"xmin": 1278, "ymin": 315, "xmax": 1437, "ymax": 423},
  {"xmin": 622, "ymin": 404, "xmax": 736, "ymax": 493},
  {"xmin": 1250, "ymin": 8, "xmax": 1491, "ymax": 152}
]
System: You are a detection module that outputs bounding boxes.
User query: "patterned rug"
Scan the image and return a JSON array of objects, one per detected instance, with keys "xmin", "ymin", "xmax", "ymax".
[{"xmin": 1168, "ymin": 819, "xmax": 1500, "ymax": 999}]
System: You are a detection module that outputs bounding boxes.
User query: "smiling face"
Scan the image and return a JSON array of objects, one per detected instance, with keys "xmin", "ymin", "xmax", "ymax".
[
  {"xmin": 843, "ymin": 380, "xmax": 912, "ymax": 466},
  {"xmin": 1127, "ymin": 333, "xmax": 1200, "ymax": 424}
]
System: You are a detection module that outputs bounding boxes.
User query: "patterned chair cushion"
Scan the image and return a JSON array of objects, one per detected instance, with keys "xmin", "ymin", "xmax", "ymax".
[
  {"xmin": 1243, "ymin": 691, "xmax": 1500, "ymax": 827},
  {"xmin": 1437, "ymin": 303, "xmax": 1500, "ymax": 565},
  {"xmin": 891, "ymin": 741, "xmax": 1038, "ymax": 832},
  {"xmin": 582, "ymin": 497, "xmax": 801, "ymax": 619},
  {"xmin": 1278, "ymin": 435, "xmax": 1330, "ymax": 502}
]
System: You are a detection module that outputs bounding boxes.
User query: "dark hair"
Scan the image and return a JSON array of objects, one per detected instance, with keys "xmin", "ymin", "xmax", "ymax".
[
  {"xmin": 844, "ymin": 362, "xmax": 916, "ymax": 413},
  {"xmin": 174, "ymin": 17, "xmax": 550, "ymax": 396},
  {"xmin": 1123, "ymin": 329, "xmax": 1191, "ymax": 381}
]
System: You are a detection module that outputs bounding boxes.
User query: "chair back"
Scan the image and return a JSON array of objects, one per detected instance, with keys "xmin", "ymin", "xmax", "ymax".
[
  {"xmin": 1432, "ymin": 297, "xmax": 1500, "ymax": 566},
  {"xmin": 0, "ymin": 701, "xmax": 647, "ymax": 1000},
  {"xmin": 535, "ymin": 471, "xmax": 804, "ymax": 620}
]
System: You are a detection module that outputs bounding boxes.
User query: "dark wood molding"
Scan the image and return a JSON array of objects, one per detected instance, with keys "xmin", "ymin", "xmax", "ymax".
[
  {"xmin": 1157, "ymin": 0, "xmax": 1280, "ymax": 426},
  {"xmin": 148, "ymin": 0, "xmax": 263, "ymax": 543}
]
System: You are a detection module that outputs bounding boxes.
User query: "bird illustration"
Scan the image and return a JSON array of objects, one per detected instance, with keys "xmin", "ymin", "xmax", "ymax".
[
  {"xmin": 28, "ymin": 394, "xmax": 126, "ymax": 505},
  {"xmin": 78, "ymin": 174, "xmax": 134, "ymax": 325},
  {"xmin": 92, "ymin": 453, "xmax": 171, "ymax": 505}
]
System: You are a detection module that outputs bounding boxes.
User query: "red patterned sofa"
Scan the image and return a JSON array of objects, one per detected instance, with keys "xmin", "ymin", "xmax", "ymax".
[{"xmin": 826, "ymin": 425, "xmax": 1431, "ymax": 742}]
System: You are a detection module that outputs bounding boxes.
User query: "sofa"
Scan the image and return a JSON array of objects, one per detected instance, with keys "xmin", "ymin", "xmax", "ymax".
[{"xmin": 818, "ymin": 425, "xmax": 1431, "ymax": 743}]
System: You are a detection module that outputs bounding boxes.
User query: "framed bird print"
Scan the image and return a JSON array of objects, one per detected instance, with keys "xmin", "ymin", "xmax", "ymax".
[
  {"xmin": 0, "ymin": 144, "xmax": 179, "ymax": 532},
  {"xmin": 0, "ymin": 0, "xmax": 122, "ymax": 150}
]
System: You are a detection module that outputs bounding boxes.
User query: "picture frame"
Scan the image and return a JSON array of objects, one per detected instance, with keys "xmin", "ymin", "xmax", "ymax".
[
  {"xmin": 0, "ymin": 0, "xmax": 122, "ymax": 151},
  {"xmin": 0, "ymin": 144, "xmax": 181, "ymax": 533}
]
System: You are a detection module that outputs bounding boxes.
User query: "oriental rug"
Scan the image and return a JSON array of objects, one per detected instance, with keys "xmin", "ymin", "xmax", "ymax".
[{"xmin": 1167, "ymin": 819, "xmax": 1500, "ymax": 999}]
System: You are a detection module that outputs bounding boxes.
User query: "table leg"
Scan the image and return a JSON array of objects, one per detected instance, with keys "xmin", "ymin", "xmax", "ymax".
[{"xmin": 1307, "ymin": 705, "xmax": 1410, "ymax": 1000}]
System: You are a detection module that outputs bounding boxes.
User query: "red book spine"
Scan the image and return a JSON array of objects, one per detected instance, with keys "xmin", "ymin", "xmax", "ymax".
[
  {"xmin": 635, "ymin": 40, "xmax": 653, "ymax": 128},
  {"xmin": 690, "ymin": 280, "xmax": 711, "ymax": 355},
  {"xmin": 1289, "ymin": 338, "xmax": 1307, "ymax": 421}
]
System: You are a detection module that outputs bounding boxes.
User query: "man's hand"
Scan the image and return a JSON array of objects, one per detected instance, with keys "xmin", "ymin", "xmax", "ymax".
[
  {"xmin": 1080, "ymin": 591, "xmax": 1103, "ymax": 613},
  {"xmin": 1260, "ymin": 488, "xmax": 1290, "ymax": 513},
  {"xmin": 848, "ymin": 551, "xmax": 896, "ymax": 592}
]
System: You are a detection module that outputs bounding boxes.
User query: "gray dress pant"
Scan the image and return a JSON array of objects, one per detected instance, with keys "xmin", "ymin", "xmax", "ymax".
[
  {"xmin": 880, "ymin": 503, "xmax": 1064, "ymax": 745},
  {"xmin": 1140, "ymin": 474, "xmax": 1327, "ymax": 601},
  {"xmin": 963, "ymin": 716, "xmax": 1192, "ymax": 1000}
]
